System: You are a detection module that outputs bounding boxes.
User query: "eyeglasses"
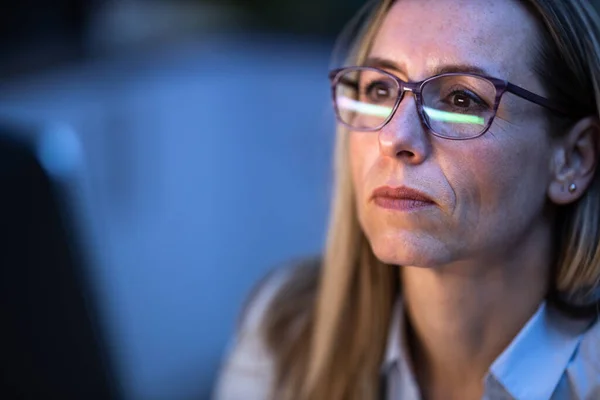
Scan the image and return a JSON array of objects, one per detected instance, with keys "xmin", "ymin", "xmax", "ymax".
[{"xmin": 329, "ymin": 66, "xmax": 572, "ymax": 140}]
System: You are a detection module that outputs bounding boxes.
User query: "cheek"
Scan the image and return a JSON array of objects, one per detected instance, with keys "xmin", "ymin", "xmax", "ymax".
[
  {"xmin": 444, "ymin": 134, "xmax": 551, "ymax": 233},
  {"xmin": 349, "ymin": 132, "xmax": 379, "ymax": 200}
]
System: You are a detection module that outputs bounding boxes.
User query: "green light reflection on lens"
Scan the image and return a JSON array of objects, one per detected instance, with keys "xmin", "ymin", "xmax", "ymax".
[
  {"xmin": 338, "ymin": 96, "xmax": 393, "ymax": 118},
  {"xmin": 423, "ymin": 106, "xmax": 485, "ymax": 125}
]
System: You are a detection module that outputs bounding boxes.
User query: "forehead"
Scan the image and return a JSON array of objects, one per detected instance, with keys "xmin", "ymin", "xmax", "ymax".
[{"xmin": 369, "ymin": 0, "xmax": 540, "ymax": 81}]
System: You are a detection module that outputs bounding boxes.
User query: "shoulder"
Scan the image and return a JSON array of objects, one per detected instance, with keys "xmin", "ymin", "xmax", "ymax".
[
  {"xmin": 213, "ymin": 257, "xmax": 321, "ymax": 400},
  {"xmin": 213, "ymin": 268, "xmax": 292, "ymax": 400},
  {"xmin": 565, "ymin": 317, "xmax": 600, "ymax": 398},
  {"xmin": 240, "ymin": 266, "xmax": 296, "ymax": 333},
  {"xmin": 240, "ymin": 255, "xmax": 321, "ymax": 341},
  {"xmin": 577, "ymin": 317, "xmax": 600, "ymax": 370}
]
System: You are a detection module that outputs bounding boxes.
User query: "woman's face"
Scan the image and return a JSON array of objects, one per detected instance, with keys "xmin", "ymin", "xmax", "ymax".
[{"xmin": 350, "ymin": 0, "xmax": 557, "ymax": 267}]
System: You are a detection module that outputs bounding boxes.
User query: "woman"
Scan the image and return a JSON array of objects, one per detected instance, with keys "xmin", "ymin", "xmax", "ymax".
[{"xmin": 215, "ymin": 0, "xmax": 600, "ymax": 399}]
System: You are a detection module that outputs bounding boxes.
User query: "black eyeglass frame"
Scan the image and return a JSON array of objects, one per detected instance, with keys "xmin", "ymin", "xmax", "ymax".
[{"xmin": 329, "ymin": 66, "xmax": 576, "ymax": 140}]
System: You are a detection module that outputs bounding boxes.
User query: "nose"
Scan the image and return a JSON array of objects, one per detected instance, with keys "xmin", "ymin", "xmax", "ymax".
[{"xmin": 377, "ymin": 92, "xmax": 430, "ymax": 163}]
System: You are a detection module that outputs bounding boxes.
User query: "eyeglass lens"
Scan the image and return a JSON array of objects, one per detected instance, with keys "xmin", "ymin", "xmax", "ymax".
[{"xmin": 334, "ymin": 68, "xmax": 497, "ymax": 139}]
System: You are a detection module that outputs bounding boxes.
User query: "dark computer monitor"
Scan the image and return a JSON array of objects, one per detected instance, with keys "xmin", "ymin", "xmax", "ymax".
[{"xmin": 0, "ymin": 123, "xmax": 119, "ymax": 399}]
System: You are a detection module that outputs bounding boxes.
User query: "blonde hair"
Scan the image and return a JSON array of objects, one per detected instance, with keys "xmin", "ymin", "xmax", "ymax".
[{"xmin": 261, "ymin": 0, "xmax": 600, "ymax": 399}]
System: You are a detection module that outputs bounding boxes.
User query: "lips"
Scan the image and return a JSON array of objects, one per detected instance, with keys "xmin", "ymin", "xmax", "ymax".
[
  {"xmin": 371, "ymin": 186, "xmax": 435, "ymax": 210},
  {"xmin": 371, "ymin": 186, "xmax": 434, "ymax": 202}
]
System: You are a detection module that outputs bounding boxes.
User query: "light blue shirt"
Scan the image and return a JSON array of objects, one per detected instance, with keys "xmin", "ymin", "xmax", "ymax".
[{"xmin": 382, "ymin": 299, "xmax": 600, "ymax": 400}]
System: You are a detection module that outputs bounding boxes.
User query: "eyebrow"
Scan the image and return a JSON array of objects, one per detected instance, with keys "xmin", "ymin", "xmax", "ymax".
[{"xmin": 363, "ymin": 56, "xmax": 494, "ymax": 78}]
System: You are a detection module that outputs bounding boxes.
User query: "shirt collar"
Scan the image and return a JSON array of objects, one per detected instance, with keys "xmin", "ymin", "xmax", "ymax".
[
  {"xmin": 489, "ymin": 302, "xmax": 593, "ymax": 400},
  {"xmin": 381, "ymin": 297, "xmax": 423, "ymax": 400},
  {"xmin": 381, "ymin": 296, "xmax": 403, "ymax": 373},
  {"xmin": 381, "ymin": 297, "xmax": 593, "ymax": 400}
]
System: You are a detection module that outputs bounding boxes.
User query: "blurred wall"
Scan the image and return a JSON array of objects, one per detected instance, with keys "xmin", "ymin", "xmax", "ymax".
[
  {"xmin": 0, "ymin": 18, "xmax": 336, "ymax": 400},
  {"xmin": 0, "ymin": 1, "xmax": 360, "ymax": 398}
]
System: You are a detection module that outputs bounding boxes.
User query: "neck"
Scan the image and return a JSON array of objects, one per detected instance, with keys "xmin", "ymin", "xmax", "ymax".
[{"xmin": 401, "ymin": 223, "xmax": 552, "ymax": 400}]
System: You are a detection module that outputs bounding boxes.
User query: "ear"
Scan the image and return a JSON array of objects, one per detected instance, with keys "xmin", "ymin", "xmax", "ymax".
[{"xmin": 548, "ymin": 116, "xmax": 600, "ymax": 205}]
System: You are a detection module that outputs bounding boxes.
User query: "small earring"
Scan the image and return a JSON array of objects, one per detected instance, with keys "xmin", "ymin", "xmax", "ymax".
[{"xmin": 568, "ymin": 183, "xmax": 577, "ymax": 193}]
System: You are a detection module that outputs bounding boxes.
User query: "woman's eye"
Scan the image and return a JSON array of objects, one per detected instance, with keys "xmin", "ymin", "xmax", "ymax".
[
  {"xmin": 449, "ymin": 90, "xmax": 486, "ymax": 109},
  {"xmin": 365, "ymin": 81, "xmax": 393, "ymax": 102},
  {"xmin": 452, "ymin": 92, "xmax": 471, "ymax": 107}
]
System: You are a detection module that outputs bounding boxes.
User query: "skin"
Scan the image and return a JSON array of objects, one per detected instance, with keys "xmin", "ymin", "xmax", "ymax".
[{"xmin": 348, "ymin": 0, "xmax": 599, "ymax": 399}]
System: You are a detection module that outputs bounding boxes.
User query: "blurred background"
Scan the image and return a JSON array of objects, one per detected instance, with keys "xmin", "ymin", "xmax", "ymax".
[{"xmin": 0, "ymin": 0, "xmax": 364, "ymax": 399}]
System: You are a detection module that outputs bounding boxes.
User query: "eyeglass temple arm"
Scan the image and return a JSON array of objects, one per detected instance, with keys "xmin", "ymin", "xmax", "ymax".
[{"xmin": 506, "ymin": 82, "xmax": 572, "ymax": 116}]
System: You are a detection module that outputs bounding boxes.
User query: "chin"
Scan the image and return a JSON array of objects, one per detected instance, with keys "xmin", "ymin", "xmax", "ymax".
[{"xmin": 367, "ymin": 230, "xmax": 452, "ymax": 268}]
